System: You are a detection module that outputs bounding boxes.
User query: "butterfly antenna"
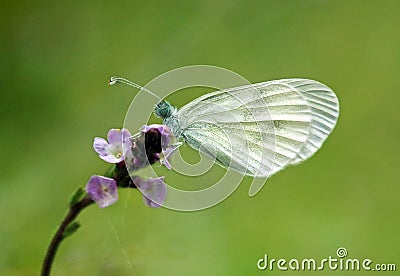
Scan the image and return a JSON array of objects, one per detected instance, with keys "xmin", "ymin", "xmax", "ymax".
[{"xmin": 108, "ymin": 76, "xmax": 161, "ymax": 100}]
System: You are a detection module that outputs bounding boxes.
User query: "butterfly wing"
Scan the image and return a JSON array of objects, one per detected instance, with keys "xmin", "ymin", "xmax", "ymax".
[
  {"xmin": 273, "ymin": 79, "xmax": 339, "ymax": 165},
  {"xmin": 167, "ymin": 79, "xmax": 339, "ymax": 178}
]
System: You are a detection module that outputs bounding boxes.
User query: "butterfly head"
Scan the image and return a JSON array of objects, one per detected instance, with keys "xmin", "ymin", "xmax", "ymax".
[{"xmin": 154, "ymin": 100, "xmax": 176, "ymax": 120}]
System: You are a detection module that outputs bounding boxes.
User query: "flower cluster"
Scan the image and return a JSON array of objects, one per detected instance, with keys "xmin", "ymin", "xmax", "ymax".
[{"xmin": 85, "ymin": 125, "xmax": 176, "ymax": 208}]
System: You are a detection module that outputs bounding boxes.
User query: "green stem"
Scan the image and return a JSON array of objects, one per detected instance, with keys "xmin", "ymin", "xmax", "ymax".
[
  {"xmin": 40, "ymin": 196, "xmax": 93, "ymax": 276},
  {"xmin": 41, "ymin": 164, "xmax": 132, "ymax": 275}
]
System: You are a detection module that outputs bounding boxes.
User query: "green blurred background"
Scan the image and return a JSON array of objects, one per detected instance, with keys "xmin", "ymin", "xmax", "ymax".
[{"xmin": 1, "ymin": 0, "xmax": 399, "ymax": 275}]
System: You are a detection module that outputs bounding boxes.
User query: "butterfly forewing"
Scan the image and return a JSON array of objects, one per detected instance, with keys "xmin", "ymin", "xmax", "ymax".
[
  {"xmin": 169, "ymin": 80, "xmax": 337, "ymax": 177},
  {"xmin": 272, "ymin": 79, "xmax": 339, "ymax": 165}
]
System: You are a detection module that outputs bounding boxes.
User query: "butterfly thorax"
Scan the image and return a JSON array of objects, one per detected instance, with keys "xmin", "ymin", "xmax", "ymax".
[
  {"xmin": 163, "ymin": 115, "xmax": 183, "ymax": 138},
  {"xmin": 154, "ymin": 100, "xmax": 182, "ymax": 137}
]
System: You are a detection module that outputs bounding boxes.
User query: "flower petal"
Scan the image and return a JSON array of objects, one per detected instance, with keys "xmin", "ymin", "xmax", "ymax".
[
  {"xmin": 98, "ymin": 152, "xmax": 123, "ymax": 163},
  {"xmin": 122, "ymin": 134, "xmax": 132, "ymax": 151},
  {"xmin": 107, "ymin": 129, "xmax": 123, "ymax": 145},
  {"xmin": 85, "ymin": 175, "xmax": 118, "ymax": 208},
  {"xmin": 94, "ymin": 128, "xmax": 132, "ymax": 163},
  {"xmin": 134, "ymin": 176, "xmax": 167, "ymax": 208},
  {"xmin": 121, "ymin": 129, "xmax": 132, "ymax": 140},
  {"xmin": 93, "ymin": 137, "xmax": 109, "ymax": 156},
  {"xmin": 141, "ymin": 124, "xmax": 171, "ymax": 148}
]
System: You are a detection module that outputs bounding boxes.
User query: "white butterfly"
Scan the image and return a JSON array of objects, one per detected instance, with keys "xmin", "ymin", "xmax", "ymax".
[
  {"xmin": 155, "ymin": 79, "xmax": 339, "ymax": 178},
  {"xmin": 112, "ymin": 77, "xmax": 339, "ymax": 180}
]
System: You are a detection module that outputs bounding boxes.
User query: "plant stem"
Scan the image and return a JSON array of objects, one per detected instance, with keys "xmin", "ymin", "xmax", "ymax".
[{"xmin": 41, "ymin": 195, "xmax": 93, "ymax": 276}]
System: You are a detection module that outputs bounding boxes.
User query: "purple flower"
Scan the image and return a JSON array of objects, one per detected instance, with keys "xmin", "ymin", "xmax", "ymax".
[
  {"xmin": 86, "ymin": 175, "xmax": 118, "ymax": 208},
  {"xmin": 133, "ymin": 176, "xmax": 167, "ymax": 208},
  {"xmin": 141, "ymin": 124, "xmax": 172, "ymax": 148},
  {"xmin": 125, "ymin": 124, "xmax": 177, "ymax": 171},
  {"xmin": 140, "ymin": 124, "xmax": 177, "ymax": 169},
  {"xmin": 94, "ymin": 129, "xmax": 132, "ymax": 163},
  {"xmin": 125, "ymin": 137, "xmax": 150, "ymax": 170}
]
